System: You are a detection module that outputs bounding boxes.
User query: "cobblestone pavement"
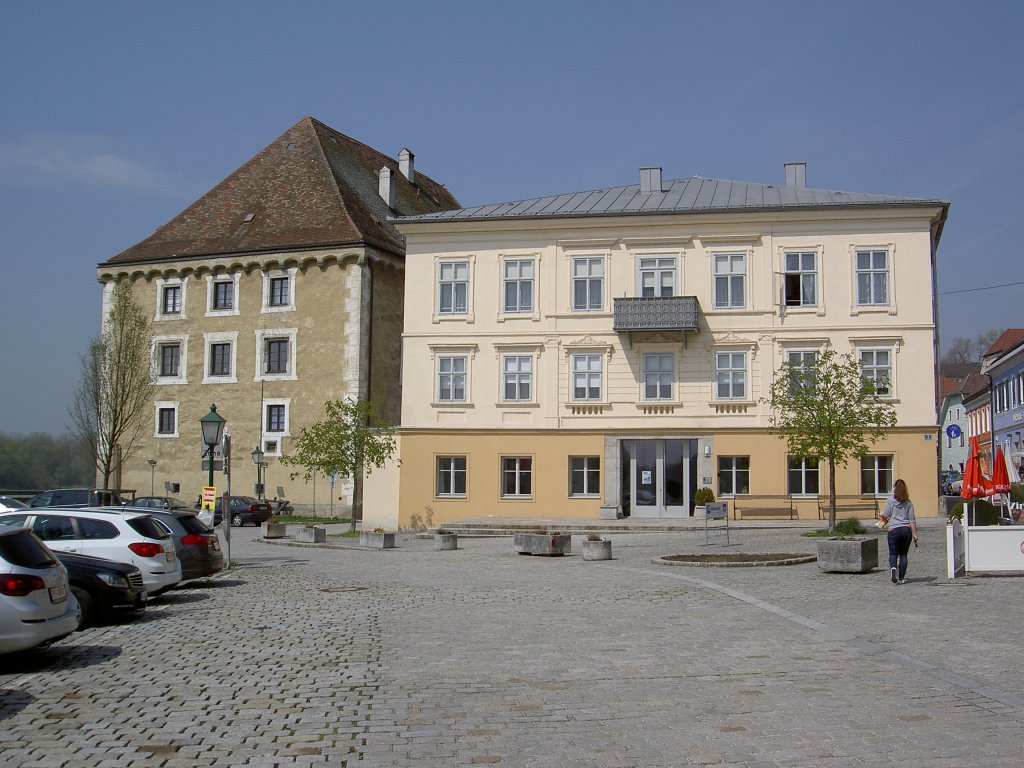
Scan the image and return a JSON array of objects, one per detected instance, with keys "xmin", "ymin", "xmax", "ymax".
[{"xmin": 1, "ymin": 518, "xmax": 1022, "ymax": 767}]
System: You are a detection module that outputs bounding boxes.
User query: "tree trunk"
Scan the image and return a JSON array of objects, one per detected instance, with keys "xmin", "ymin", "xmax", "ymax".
[{"xmin": 828, "ymin": 456, "xmax": 837, "ymax": 532}]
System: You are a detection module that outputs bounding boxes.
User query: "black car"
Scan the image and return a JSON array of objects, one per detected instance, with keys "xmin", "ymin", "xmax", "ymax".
[
  {"xmin": 214, "ymin": 496, "xmax": 272, "ymax": 527},
  {"xmin": 54, "ymin": 552, "xmax": 146, "ymax": 630}
]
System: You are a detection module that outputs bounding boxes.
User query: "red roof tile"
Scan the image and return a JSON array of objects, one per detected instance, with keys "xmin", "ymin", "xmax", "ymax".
[{"xmin": 104, "ymin": 117, "xmax": 459, "ymax": 265}]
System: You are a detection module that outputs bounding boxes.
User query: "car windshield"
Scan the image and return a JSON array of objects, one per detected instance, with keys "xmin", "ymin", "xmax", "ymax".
[
  {"xmin": 0, "ymin": 530, "xmax": 59, "ymax": 569},
  {"xmin": 126, "ymin": 515, "xmax": 170, "ymax": 540},
  {"xmin": 0, "ymin": 497, "xmax": 28, "ymax": 510},
  {"xmin": 177, "ymin": 514, "xmax": 212, "ymax": 534}
]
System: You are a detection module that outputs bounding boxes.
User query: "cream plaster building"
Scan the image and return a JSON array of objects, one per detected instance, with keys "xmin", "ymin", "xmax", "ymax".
[
  {"xmin": 369, "ymin": 164, "xmax": 949, "ymax": 528},
  {"xmin": 97, "ymin": 117, "xmax": 459, "ymax": 509}
]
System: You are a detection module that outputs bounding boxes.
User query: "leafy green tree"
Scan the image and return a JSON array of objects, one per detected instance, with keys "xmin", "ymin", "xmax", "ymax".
[
  {"xmin": 764, "ymin": 349, "xmax": 897, "ymax": 532},
  {"xmin": 68, "ymin": 281, "xmax": 155, "ymax": 491},
  {"xmin": 279, "ymin": 398, "xmax": 397, "ymax": 531}
]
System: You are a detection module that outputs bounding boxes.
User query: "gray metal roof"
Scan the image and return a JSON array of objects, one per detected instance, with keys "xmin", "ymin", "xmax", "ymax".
[{"xmin": 398, "ymin": 176, "xmax": 947, "ymax": 223}]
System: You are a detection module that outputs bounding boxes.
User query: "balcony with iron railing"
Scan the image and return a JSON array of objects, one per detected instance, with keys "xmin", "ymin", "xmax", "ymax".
[{"xmin": 612, "ymin": 296, "xmax": 700, "ymax": 333}]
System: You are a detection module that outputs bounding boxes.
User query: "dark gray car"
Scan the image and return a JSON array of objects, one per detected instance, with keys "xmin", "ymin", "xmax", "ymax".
[{"xmin": 120, "ymin": 508, "xmax": 224, "ymax": 581}]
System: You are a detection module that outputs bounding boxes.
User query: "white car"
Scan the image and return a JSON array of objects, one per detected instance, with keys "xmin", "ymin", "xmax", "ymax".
[
  {"xmin": 0, "ymin": 508, "xmax": 181, "ymax": 595},
  {"xmin": 0, "ymin": 496, "xmax": 28, "ymax": 513},
  {"xmin": 0, "ymin": 528, "xmax": 80, "ymax": 654}
]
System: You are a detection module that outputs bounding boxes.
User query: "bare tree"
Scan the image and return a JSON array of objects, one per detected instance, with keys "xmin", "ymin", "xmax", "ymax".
[
  {"xmin": 941, "ymin": 328, "xmax": 1005, "ymax": 365},
  {"xmin": 69, "ymin": 281, "xmax": 155, "ymax": 491}
]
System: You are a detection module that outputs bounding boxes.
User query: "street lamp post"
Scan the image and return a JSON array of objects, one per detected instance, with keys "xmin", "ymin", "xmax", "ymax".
[
  {"xmin": 199, "ymin": 404, "xmax": 227, "ymax": 489},
  {"xmin": 251, "ymin": 446, "xmax": 265, "ymax": 500},
  {"xmin": 147, "ymin": 459, "xmax": 157, "ymax": 495}
]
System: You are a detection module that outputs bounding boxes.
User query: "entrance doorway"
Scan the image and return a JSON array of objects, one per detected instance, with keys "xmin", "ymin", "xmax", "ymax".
[{"xmin": 621, "ymin": 439, "xmax": 697, "ymax": 518}]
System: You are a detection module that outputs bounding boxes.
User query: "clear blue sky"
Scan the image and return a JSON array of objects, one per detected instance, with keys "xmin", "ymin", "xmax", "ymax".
[{"xmin": 2, "ymin": 1, "xmax": 1021, "ymax": 435}]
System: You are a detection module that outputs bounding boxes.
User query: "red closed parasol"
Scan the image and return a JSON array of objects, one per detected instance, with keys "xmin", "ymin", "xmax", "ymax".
[
  {"xmin": 991, "ymin": 444, "xmax": 1011, "ymax": 496},
  {"xmin": 961, "ymin": 436, "xmax": 993, "ymax": 500}
]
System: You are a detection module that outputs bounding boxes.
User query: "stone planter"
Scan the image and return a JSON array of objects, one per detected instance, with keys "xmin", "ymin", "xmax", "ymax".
[
  {"xmin": 434, "ymin": 533, "xmax": 458, "ymax": 550},
  {"xmin": 360, "ymin": 531, "xmax": 395, "ymax": 549},
  {"xmin": 582, "ymin": 539, "xmax": 612, "ymax": 561},
  {"xmin": 816, "ymin": 536, "xmax": 878, "ymax": 573},
  {"xmin": 692, "ymin": 505, "xmax": 707, "ymax": 520},
  {"xmin": 514, "ymin": 533, "xmax": 571, "ymax": 556},
  {"xmin": 261, "ymin": 521, "xmax": 288, "ymax": 539},
  {"xmin": 295, "ymin": 526, "xmax": 326, "ymax": 544}
]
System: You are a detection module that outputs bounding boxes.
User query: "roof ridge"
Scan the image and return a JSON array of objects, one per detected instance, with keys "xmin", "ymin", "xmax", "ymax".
[{"xmin": 302, "ymin": 118, "xmax": 364, "ymax": 245}]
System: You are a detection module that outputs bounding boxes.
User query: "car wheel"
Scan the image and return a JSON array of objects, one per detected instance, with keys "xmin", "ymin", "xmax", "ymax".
[
  {"xmin": 231, "ymin": 514, "xmax": 244, "ymax": 527},
  {"xmin": 71, "ymin": 586, "xmax": 93, "ymax": 631}
]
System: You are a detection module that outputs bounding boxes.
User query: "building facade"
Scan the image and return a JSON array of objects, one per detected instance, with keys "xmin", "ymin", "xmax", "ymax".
[
  {"xmin": 371, "ymin": 164, "xmax": 948, "ymax": 527},
  {"xmin": 96, "ymin": 117, "xmax": 459, "ymax": 508},
  {"xmin": 984, "ymin": 330, "xmax": 1024, "ymax": 475}
]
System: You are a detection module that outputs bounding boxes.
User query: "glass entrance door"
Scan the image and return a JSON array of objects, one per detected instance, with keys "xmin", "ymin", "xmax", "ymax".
[{"xmin": 623, "ymin": 440, "xmax": 696, "ymax": 518}]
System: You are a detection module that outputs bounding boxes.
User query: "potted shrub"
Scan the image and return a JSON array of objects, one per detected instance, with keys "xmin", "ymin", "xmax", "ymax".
[
  {"xmin": 514, "ymin": 530, "xmax": 571, "ymax": 556},
  {"xmin": 815, "ymin": 519, "xmax": 877, "ymax": 573},
  {"xmin": 582, "ymin": 532, "xmax": 612, "ymax": 561},
  {"xmin": 360, "ymin": 527, "xmax": 395, "ymax": 549},
  {"xmin": 693, "ymin": 487, "xmax": 715, "ymax": 519},
  {"xmin": 434, "ymin": 528, "xmax": 458, "ymax": 550}
]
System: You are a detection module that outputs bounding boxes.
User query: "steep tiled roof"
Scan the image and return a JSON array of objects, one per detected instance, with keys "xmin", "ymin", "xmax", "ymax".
[
  {"xmin": 939, "ymin": 362, "xmax": 981, "ymax": 380},
  {"xmin": 982, "ymin": 329, "xmax": 1024, "ymax": 359},
  {"xmin": 104, "ymin": 117, "xmax": 459, "ymax": 265},
  {"xmin": 959, "ymin": 373, "xmax": 990, "ymax": 400},
  {"xmin": 400, "ymin": 175, "xmax": 947, "ymax": 223}
]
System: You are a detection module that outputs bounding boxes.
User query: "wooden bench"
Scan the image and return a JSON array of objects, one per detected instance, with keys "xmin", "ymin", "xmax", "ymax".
[
  {"xmin": 732, "ymin": 495, "xmax": 795, "ymax": 520},
  {"xmin": 817, "ymin": 496, "xmax": 880, "ymax": 520}
]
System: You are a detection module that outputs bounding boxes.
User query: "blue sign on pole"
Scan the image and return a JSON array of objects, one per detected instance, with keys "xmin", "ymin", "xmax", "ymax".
[{"xmin": 946, "ymin": 424, "xmax": 962, "ymax": 439}]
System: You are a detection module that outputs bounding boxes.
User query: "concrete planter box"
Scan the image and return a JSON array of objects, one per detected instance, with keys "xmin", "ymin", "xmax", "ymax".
[
  {"xmin": 817, "ymin": 536, "xmax": 878, "ymax": 573},
  {"xmin": 692, "ymin": 505, "xmax": 707, "ymax": 520},
  {"xmin": 514, "ymin": 533, "xmax": 571, "ymax": 556},
  {"xmin": 295, "ymin": 526, "xmax": 326, "ymax": 544},
  {"xmin": 434, "ymin": 533, "xmax": 458, "ymax": 551},
  {"xmin": 261, "ymin": 522, "xmax": 287, "ymax": 539},
  {"xmin": 360, "ymin": 531, "xmax": 395, "ymax": 549},
  {"xmin": 582, "ymin": 539, "xmax": 612, "ymax": 561}
]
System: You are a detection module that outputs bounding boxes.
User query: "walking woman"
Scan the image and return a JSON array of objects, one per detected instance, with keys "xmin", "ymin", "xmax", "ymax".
[{"xmin": 880, "ymin": 479, "xmax": 918, "ymax": 584}]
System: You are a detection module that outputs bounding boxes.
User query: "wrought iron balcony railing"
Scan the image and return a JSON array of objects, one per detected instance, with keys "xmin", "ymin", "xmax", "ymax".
[{"xmin": 612, "ymin": 296, "xmax": 700, "ymax": 332}]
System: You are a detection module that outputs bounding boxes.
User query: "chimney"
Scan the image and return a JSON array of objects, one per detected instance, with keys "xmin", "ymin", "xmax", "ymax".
[
  {"xmin": 398, "ymin": 148, "xmax": 415, "ymax": 184},
  {"xmin": 639, "ymin": 166, "xmax": 664, "ymax": 194},
  {"xmin": 378, "ymin": 166, "xmax": 395, "ymax": 208},
  {"xmin": 784, "ymin": 162, "xmax": 807, "ymax": 188}
]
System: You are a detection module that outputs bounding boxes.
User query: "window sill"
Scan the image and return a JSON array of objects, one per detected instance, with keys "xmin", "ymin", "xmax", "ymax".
[
  {"xmin": 637, "ymin": 402, "xmax": 677, "ymax": 415},
  {"xmin": 202, "ymin": 375, "xmax": 238, "ymax": 384},
  {"xmin": 432, "ymin": 402, "xmax": 474, "ymax": 409},
  {"xmin": 497, "ymin": 401, "xmax": 539, "ymax": 409}
]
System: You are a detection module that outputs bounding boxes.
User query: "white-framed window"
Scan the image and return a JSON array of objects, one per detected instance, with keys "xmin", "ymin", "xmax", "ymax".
[
  {"xmin": 713, "ymin": 253, "xmax": 746, "ymax": 309},
  {"xmin": 155, "ymin": 277, "xmax": 187, "ymax": 321},
  {"xmin": 155, "ymin": 401, "xmax": 179, "ymax": 438},
  {"xmin": 255, "ymin": 328, "xmax": 298, "ymax": 381},
  {"xmin": 860, "ymin": 455, "xmax": 894, "ymax": 496},
  {"xmin": 637, "ymin": 256, "xmax": 676, "ymax": 298},
  {"xmin": 502, "ymin": 259, "xmax": 534, "ymax": 314},
  {"xmin": 203, "ymin": 331, "xmax": 238, "ymax": 383},
  {"xmin": 859, "ymin": 348, "xmax": 892, "ymax": 396},
  {"xmin": 206, "ymin": 274, "xmax": 241, "ymax": 316},
  {"xmin": 715, "ymin": 352, "xmax": 747, "ymax": 400},
  {"xmin": 436, "ymin": 456, "xmax": 467, "ymax": 498},
  {"xmin": 572, "ymin": 257, "xmax": 604, "ymax": 311},
  {"xmin": 437, "ymin": 356, "xmax": 467, "ymax": 402},
  {"xmin": 502, "ymin": 355, "xmax": 533, "ymax": 402},
  {"xmin": 786, "ymin": 350, "xmax": 818, "ymax": 391},
  {"xmin": 261, "ymin": 399, "xmax": 290, "ymax": 455},
  {"xmin": 152, "ymin": 334, "xmax": 188, "ymax": 385},
  {"xmin": 569, "ymin": 456, "xmax": 600, "ymax": 497},
  {"xmin": 717, "ymin": 456, "xmax": 750, "ymax": 496},
  {"xmin": 571, "ymin": 353, "xmax": 602, "ymax": 401},
  {"xmin": 643, "ymin": 353, "xmax": 673, "ymax": 400},
  {"xmin": 787, "ymin": 456, "xmax": 820, "ymax": 496},
  {"xmin": 501, "ymin": 456, "xmax": 533, "ymax": 498},
  {"xmin": 783, "ymin": 251, "xmax": 817, "ymax": 307},
  {"xmin": 855, "ymin": 250, "xmax": 889, "ymax": 306},
  {"xmin": 438, "ymin": 261, "xmax": 469, "ymax": 315},
  {"xmin": 262, "ymin": 268, "xmax": 297, "ymax": 312}
]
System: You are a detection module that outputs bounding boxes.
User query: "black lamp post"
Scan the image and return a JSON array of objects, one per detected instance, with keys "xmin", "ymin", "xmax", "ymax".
[
  {"xmin": 199, "ymin": 404, "xmax": 226, "ymax": 488},
  {"xmin": 147, "ymin": 459, "xmax": 157, "ymax": 495},
  {"xmin": 251, "ymin": 446, "xmax": 265, "ymax": 500}
]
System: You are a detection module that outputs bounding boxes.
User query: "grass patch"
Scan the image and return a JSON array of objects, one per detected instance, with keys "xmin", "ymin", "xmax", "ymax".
[
  {"xmin": 802, "ymin": 517, "xmax": 868, "ymax": 537},
  {"xmin": 274, "ymin": 515, "xmax": 352, "ymax": 525},
  {"xmin": 329, "ymin": 530, "xmax": 362, "ymax": 539}
]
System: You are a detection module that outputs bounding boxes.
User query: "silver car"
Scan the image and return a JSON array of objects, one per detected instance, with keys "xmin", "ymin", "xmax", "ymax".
[{"xmin": 0, "ymin": 528, "xmax": 80, "ymax": 654}]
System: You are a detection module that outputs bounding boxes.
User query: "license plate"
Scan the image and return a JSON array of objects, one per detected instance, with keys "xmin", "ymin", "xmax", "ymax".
[
  {"xmin": 166, "ymin": 551, "xmax": 176, "ymax": 563},
  {"xmin": 211, "ymin": 540, "xmax": 221, "ymax": 552},
  {"xmin": 49, "ymin": 584, "xmax": 67, "ymax": 603}
]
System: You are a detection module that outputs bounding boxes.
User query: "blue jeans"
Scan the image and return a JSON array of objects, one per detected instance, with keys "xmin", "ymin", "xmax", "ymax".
[{"xmin": 887, "ymin": 526, "xmax": 913, "ymax": 579}]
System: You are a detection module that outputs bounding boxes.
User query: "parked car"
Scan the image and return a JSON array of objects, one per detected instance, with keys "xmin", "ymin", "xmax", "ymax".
[
  {"xmin": 131, "ymin": 496, "xmax": 195, "ymax": 511},
  {"xmin": 121, "ymin": 508, "xmax": 224, "ymax": 581},
  {"xmin": 940, "ymin": 470, "xmax": 963, "ymax": 495},
  {"xmin": 214, "ymin": 496, "xmax": 272, "ymax": 527},
  {"xmin": 0, "ymin": 496, "xmax": 28, "ymax": 513},
  {"xmin": 26, "ymin": 489, "xmax": 123, "ymax": 508},
  {"xmin": 55, "ymin": 552, "xmax": 146, "ymax": 630},
  {"xmin": 0, "ymin": 528, "xmax": 80, "ymax": 654},
  {"xmin": 0, "ymin": 508, "xmax": 181, "ymax": 595}
]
